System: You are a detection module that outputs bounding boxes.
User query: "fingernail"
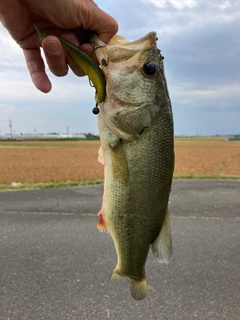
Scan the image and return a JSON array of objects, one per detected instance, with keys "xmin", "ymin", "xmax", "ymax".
[{"xmin": 44, "ymin": 41, "xmax": 60, "ymax": 55}]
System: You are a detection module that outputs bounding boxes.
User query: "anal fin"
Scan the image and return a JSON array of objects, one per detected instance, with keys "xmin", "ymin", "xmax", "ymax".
[
  {"xmin": 151, "ymin": 208, "xmax": 172, "ymax": 264},
  {"xmin": 97, "ymin": 210, "xmax": 107, "ymax": 232}
]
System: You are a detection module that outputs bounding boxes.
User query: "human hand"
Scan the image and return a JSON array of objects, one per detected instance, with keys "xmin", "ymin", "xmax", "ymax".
[{"xmin": 0, "ymin": 0, "xmax": 118, "ymax": 93}]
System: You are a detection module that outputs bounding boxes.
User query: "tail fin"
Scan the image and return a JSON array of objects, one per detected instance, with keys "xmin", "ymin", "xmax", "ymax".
[
  {"xmin": 109, "ymin": 268, "xmax": 148, "ymax": 300},
  {"xmin": 130, "ymin": 278, "xmax": 148, "ymax": 300}
]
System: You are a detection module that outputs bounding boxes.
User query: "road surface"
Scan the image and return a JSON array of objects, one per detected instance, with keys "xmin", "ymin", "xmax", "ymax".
[{"xmin": 0, "ymin": 179, "xmax": 239, "ymax": 320}]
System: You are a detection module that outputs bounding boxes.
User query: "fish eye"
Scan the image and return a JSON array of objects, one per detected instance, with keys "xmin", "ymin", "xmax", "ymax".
[{"xmin": 143, "ymin": 62, "xmax": 156, "ymax": 75}]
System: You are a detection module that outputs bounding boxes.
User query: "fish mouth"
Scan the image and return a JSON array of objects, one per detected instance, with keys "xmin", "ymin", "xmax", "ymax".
[
  {"xmin": 92, "ymin": 31, "xmax": 157, "ymax": 51},
  {"xmin": 91, "ymin": 32, "xmax": 158, "ymax": 65}
]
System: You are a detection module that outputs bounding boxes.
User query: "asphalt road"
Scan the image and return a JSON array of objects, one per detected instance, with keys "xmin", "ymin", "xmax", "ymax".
[{"xmin": 0, "ymin": 180, "xmax": 239, "ymax": 320}]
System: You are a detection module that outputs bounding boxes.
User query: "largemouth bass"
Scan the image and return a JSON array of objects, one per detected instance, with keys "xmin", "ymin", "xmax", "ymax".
[
  {"xmin": 35, "ymin": 27, "xmax": 173, "ymax": 300},
  {"xmin": 92, "ymin": 32, "xmax": 174, "ymax": 300}
]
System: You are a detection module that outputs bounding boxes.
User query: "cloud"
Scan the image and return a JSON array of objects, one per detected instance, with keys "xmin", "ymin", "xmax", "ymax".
[
  {"xmin": 0, "ymin": 61, "xmax": 95, "ymax": 101},
  {"xmin": 0, "ymin": 60, "xmax": 26, "ymax": 72},
  {"xmin": 0, "ymin": 0, "xmax": 239, "ymax": 135},
  {"xmin": 0, "ymin": 27, "xmax": 21, "ymax": 55},
  {"xmin": 142, "ymin": 0, "xmax": 198, "ymax": 10},
  {"xmin": 112, "ymin": 0, "xmax": 240, "ymax": 38},
  {"xmin": 170, "ymin": 81, "xmax": 240, "ymax": 111}
]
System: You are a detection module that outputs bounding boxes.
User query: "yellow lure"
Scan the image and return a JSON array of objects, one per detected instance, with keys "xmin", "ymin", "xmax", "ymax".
[{"xmin": 34, "ymin": 26, "xmax": 106, "ymax": 103}]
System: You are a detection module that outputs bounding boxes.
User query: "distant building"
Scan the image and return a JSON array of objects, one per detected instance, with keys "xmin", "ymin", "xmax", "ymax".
[
  {"xmin": 0, "ymin": 132, "xmax": 88, "ymax": 140},
  {"xmin": 225, "ymin": 135, "xmax": 240, "ymax": 141},
  {"xmin": 72, "ymin": 133, "xmax": 86, "ymax": 139}
]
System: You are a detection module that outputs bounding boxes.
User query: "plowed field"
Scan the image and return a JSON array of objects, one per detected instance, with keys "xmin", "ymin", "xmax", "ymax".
[{"xmin": 0, "ymin": 138, "xmax": 239, "ymax": 184}]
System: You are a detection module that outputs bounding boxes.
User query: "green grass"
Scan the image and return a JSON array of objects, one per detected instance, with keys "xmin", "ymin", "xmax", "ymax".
[
  {"xmin": 174, "ymin": 137, "xmax": 226, "ymax": 142},
  {"xmin": 173, "ymin": 174, "xmax": 240, "ymax": 180},
  {"xmin": 0, "ymin": 180, "xmax": 103, "ymax": 191},
  {"xmin": 1, "ymin": 174, "xmax": 240, "ymax": 191}
]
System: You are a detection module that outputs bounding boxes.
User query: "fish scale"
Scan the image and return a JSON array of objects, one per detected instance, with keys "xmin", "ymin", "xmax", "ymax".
[{"xmin": 93, "ymin": 31, "xmax": 174, "ymax": 300}]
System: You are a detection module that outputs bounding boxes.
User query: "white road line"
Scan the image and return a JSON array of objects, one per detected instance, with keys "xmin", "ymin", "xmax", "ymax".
[
  {"xmin": 0, "ymin": 211, "xmax": 239, "ymax": 221},
  {"xmin": 0, "ymin": 210, "xmax": 97, "ymax": 216}
]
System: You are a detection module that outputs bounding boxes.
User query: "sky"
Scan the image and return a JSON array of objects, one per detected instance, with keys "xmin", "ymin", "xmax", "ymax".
[{"xmin": 0, "ymin": 0, "xmax": 239, "ymax": 136}]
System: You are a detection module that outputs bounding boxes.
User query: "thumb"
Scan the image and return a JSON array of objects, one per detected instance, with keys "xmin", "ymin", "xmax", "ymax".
[{"xmin": 87, "ymin": 5, "xmax": 118, "ymax": 44}]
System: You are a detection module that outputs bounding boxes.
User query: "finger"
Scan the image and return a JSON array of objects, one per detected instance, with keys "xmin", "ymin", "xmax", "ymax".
[
  {"xmin": 60, "ymin": 32, "xmax": 86, "ymax": 77},
  {"xmin": 93, "ymin": 11, "xmax": 118, "ymax": 44},
  {"xmin": 45, "ymin": 1, "xmax": 118, "ymax": 44},
  {"xmin": 60, "ymin": 33, "xmax": 100, "ymax": 76},
  {"xmin": 82, "ymin": 5, "xmax": 118, "ymax": 44},
  {"xmin": 42, "ymin": 36, "xmax": 68, "ymax": 77},
  {"xmin": 58, "ymin": 33, "xmax": 95, "ymax": 77},
  {"xmin": 23, "ymin": 48, "xmax": 52, "ymax": 93}
]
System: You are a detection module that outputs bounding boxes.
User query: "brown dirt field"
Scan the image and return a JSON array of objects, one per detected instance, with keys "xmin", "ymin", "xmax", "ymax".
[
  {"xmin": 0, "ymin": 139, "xmax": 239, "ymax": 184},
  {"xmin": 174, "ymin": 139, "xmax": 240, "ymax": 176},
  {"xmin": 0, "ymin": 141, "xmax": 103, "ymax": 184}
]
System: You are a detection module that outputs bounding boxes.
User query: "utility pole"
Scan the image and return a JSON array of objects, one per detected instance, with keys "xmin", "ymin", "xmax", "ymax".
[
  {"xmin": 195, "ymin": 126, "xmax": 198, "ymax": 137},
  {"xmin": 9, "ymin": 119, "xmax": 12, "ymax": 139},
  {"xmin": 67, "ymin": 126, "xmax": 69, "ymax": 138}
]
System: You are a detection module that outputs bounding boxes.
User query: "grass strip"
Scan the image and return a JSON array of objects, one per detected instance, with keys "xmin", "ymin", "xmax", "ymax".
[
  {"xmin": 173, "ymin": 174, "xmax": 240, "ymax": 180},
  {"xmin": 0, "ymin": 174, "xmax": 240, "ymax": 191},
  {"xmin": 0, "ymin": 180, "xmax": 103, "ymax": 191}
]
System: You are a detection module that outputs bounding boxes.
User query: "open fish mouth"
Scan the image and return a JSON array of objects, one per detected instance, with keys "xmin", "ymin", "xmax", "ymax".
[{"xmin": 91, "ymin": 31, "xmax": 158, "ymax": 62}]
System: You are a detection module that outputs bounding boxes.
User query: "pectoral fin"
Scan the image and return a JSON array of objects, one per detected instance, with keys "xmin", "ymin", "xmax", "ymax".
[
  {"xmin": 151, "ymin": 209, "xmax": 172, "ymax": 264},
  {"xmin": 110, "ymin": 142, "xmax": 129, "ymax": 186},
  {"xmin": 98, "ymin": 145, "xmax": 104, "ymax": 165}
]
